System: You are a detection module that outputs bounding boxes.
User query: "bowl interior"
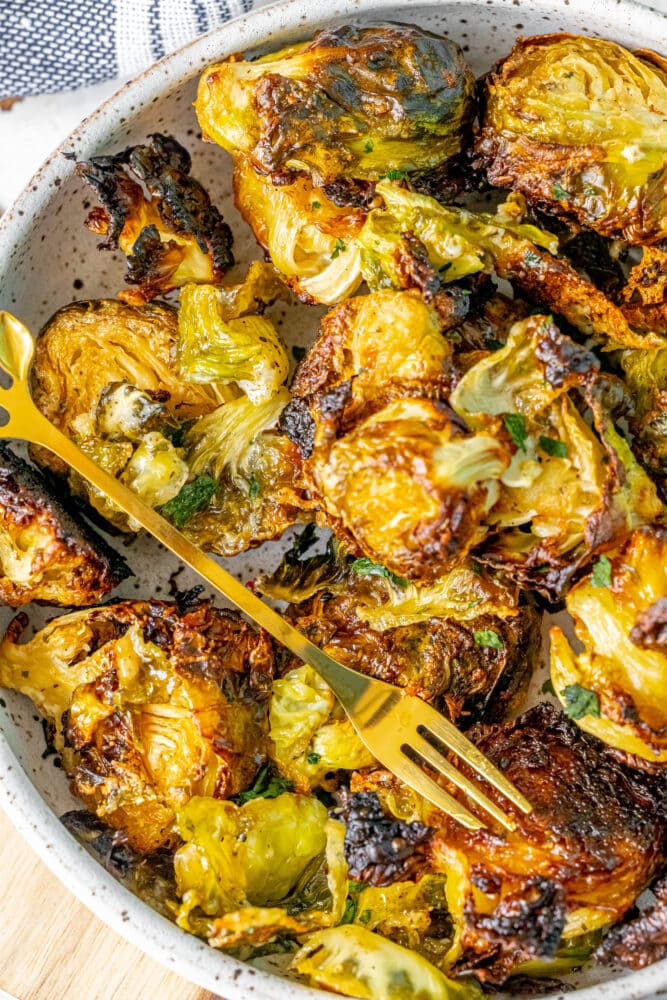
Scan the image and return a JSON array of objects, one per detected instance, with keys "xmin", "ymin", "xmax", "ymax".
[{"xmin": 0, "ymin": 1, "xmax": 665, "ymax": 998}]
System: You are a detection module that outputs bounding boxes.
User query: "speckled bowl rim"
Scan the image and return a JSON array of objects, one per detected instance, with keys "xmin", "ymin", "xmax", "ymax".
[{"xmin": 1, "ymin": 0, "xmax": 666, "ymax": 997}]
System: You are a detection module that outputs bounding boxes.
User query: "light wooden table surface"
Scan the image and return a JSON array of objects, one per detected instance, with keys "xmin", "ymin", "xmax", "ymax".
[{"xmin": 0, "ymin": 808, "xmax": 223, "ymax": 1000}]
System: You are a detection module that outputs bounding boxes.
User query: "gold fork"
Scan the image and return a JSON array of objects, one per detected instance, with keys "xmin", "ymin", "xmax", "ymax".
[{"xmin": 0, "ymin": 311, "xmax": 531, "ymax": 832}]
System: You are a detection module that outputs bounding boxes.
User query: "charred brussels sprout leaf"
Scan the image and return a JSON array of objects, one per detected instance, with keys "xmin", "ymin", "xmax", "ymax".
[
  {"xmin": 77, "ymin": 133, "xmax": 234, "ymax": 302},
  {"xmin": 359, "ymin": 182, "xmax": 661, "ymax": 349},
  {"xmin": 197, "ymin": 23, "xmax": 475, "ymax": 186},
  {"xmin": 550, "ymin": 527, "xmax": 667, "ymax": 761},
  {"xmin": 351, "ymin": 557, "xmax": 408, "ymax": 589},
  {"xmin": 233, "ymin": 764, "xmax": 294, "ymax": 805},
  {"xmin": 476, "ymin": 34, "xmax": 667, "ymax": 245},
  {"xmin": 0, "ymin": 601, "xmax": 275, "ymax": 852}
]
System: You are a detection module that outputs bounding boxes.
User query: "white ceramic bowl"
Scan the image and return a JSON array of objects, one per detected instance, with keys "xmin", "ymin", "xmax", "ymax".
[{"xmin": 1, "ymin": 1, "xmax": 666, "ymax": 997}]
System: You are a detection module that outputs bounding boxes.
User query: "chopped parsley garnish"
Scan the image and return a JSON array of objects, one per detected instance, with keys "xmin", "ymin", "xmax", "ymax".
[
  {"xmin": 381, "ymin": 169, "xmax": 409, "ymax": 181},
  {"xmin": 583, "ymin": 185, "xmax": 597, "ymax": 197},
  {"xmin": 306, "ymin": 752, "xmax": 322, "ymax": 765},
  {"xmin": 473, "ymin": 629, "xmax": 504, "ymax": 650},
  {"xmin": 331, "ymin": 238, "xmax": 347, "ymax": 259},
  {"xmin": 539, "ymin": 436, "xmax": 568, "ymax": 458},
  {"xmin": 358, "ymin": 909, "xmax": 372, "ymax": 925},
  {"xmin": 504, "ymin": 413, "xmax": 528, "ymax": 451},
  {"xmin": 541, "ymin": 677, "xmax": 556, "ymax": 696},
  {"xmin": 248, "ymin": 474, "xmax": 260, "ymax": 500},
  {"xmin": 552, "ymin": 182, "xmax": 570, "ymax": 200},
  {"xmin": 233, "ymin": 765, "xmax": 294, "ymax": 805},
  {"xmin": 311, "ymin": 200, "xmax": 321, "ymax": 210},
  {"xmin": 561, "ymin": 683, "xmax": 601, "ymax": 720},
  {"xmin": 351, "ymin": 557, "xmax": 408, "ymax": 589},
  {"xmin": 591, "ymin": 554, "xmax": 612, "ymax": 588},
  {"xmin": 340, "ymin": 881, "xmax": 366, "ymax": 925},
  {"xmin": 524, "ymin": 249, "xmax": 542, "ymax": 267},
  {"xmin": 468, "ymin": 598, "xmax": 483, "ymax": 610},
  {"xmin": 364, "ymin": 139, "xmax": 374, "ymax": 153},
  {"xmin": 160, "ymin": 475, "xmax": 217, "ymax": 529}
]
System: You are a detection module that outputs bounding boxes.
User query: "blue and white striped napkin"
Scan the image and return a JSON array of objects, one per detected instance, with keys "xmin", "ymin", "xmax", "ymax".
[{"xmin": 0, "ymin": 0, "xmax": 265, "ymax": 98}]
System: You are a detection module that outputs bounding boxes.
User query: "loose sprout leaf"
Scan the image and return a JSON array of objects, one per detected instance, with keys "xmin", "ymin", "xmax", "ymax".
[
  {"xmin": 591, "ymin": 555, "xmax": 612, "ymax": 588},
  {"xmin": 473, "ymin": 629, "xmax": 504, "ymax": 650},
  {"xmin": 538, "ymin": 436, "xmax": 568, "ymax": 458},
  {"xmin": 561, "ymin": 683, "xmax": 601, "ymax": 720},
  {"xmin": 161, "ymin": 474, "xmax": 217, "ymax": 529},
  {"xmin": 247, "ymin": 474, "xmax": 260, "ymax": 500},
  {"xmin": 351, "ymin": 557, "xmax": 409, "ymax": 589},
  {"xmin": 503, "ymin": 413, "xmax": 528, "ymax": 451},
  {"xmin": 552, "ymin": 183, "xmax": 570, "ymax": 201}
]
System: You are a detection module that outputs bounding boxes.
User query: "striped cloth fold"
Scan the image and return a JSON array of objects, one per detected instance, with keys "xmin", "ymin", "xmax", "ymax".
[{"xmin": 0, "ymin": 0, "xmax": 263, "ymax": 98}]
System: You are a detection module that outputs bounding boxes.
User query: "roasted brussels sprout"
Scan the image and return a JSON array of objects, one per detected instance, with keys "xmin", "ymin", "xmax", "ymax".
[
  {"xmin": 271, "ymin": 548, "xmax": 539, "ymax": 732},
  {"xmin": 293, "ymin": 924, "xmax": 479, "ymax": 999},
  {"xmin": 450, "ymin": 314, "xmax": 663, "ymax": 598},
  {"xmin": 550, "ymin": 527, "xmax": 667, "ymax": 762},
  {"xmin": 196, "ymin": 23, "xmax": 475, "ymax": 188},
  {"xmin": 0, "ymin": 601, "xmax": 275, "ymax": 852},
  {"xmin": 77, "ymin": 133, "xmax": 234, "ymax": 302},
  {"xmin": 431, "ymin": 703, "xmax": 667, "ymax": 982},
  {"xmin": 476, "ymin": 34, "xmax": 667, "ymax": 245},
  {"xmin": 0, "ymin": 444, "xmax": 129, "ymax": 606},
  {"xmin": 358, "ymin": 182, "xmax": 661, "ymax": 349},
  {"xmin": 285, "ymin": 290, "xmax": 510, "ymax": 583},
  {"xmin": 620, "ymin": 248, "xmax": 667, "ymax": 334},
  {"xmin": 173, "ymin": 793, "xmax": 348, "ymax": 947},
  {"xmin": 621, "ymin": 339, "xmax": 667, "ymax": 499},
  {"xmin": 233, "ymin": 158, "xmax": 365, "ymax": 304}
]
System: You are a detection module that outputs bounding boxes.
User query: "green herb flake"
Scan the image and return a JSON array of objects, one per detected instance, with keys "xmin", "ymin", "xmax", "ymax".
[
  {"xmin": 591, "ymin": 554, "xmax": 612, "ymax": 588},
  {"xmin": 438, "ymin": 261, "xmax": 452, "ymax": 274},
  {"xmin": 561, "ymin": 683, "xmax": 601, "ymax": 720},
  {"xmin": 504, "ymin": 413, "xmax": 528, "ymax": 452},
  {"xmin": 381, "ymin": 169, "xmax": 409, "ymax": 181},
  {"xmin": 311, "ymin": 200, "xmax": 321, "ymax": 210},
  {"xmin": 292, "ymin": 345, "xmax": 306, "ymax": 362},
  {"xmin": 524, "ymin": 249, "xmax": 542, "ymax": 267},
  {"xmin": 364, "ymin": 139, "xmax": 374, "ymax": 153},
  {"xmin": 583, "ymin": 185, "xmax": 597, "ymax": 197},
  {"xmin": 471, "ymin": 560, "xmax": 483, "ymax": 577},
  {"xmin": 233, "ymin": 765, "xmax": 294, "ymax": 805},
  {"xmin": 248, "ymin": 474, "xmax": 260, "ymax": 500},
  {"xmin": 351, "ymin": 556, "xmax": 408, "ymax": 589},
  {"xmin": 306, "ymin": 752, "xmax": 322, "ymax": 765},
  {"xmin": 541, "ymin": 678, "xmax": 556, "ymax": 696},
  {"xmin": 331, "ymin": 238, "xmax": 347, "ymax": 259},
  {"xmin": 341, "ymin": 881, "xmax": 366, "ymax": 925},
  {"xmin": 552, "ymin": 182, "xmax": 570, "ymax": 200},
  {"xmin": 358, "ymin": 909, "xmax": 372, "ymax": 925},
  {"xmin": 467, "ymin": 598, "xmax": 483, "ymax": 609},
  {"xmin": 539, "ymin": 436, "xmax": 568, "ymax": 458},
  {"xmin": 473, "ymin": 629, "xmax": 504, "ymax": 650},
  {"xmin": 160, "ymin": 475, "xmax": 217, "ymax": 529}
]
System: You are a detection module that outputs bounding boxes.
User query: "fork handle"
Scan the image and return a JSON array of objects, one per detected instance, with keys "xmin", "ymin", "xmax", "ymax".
[{"xmin": 16, "ymin": 408, "xmax": 372, "ymax": 706}]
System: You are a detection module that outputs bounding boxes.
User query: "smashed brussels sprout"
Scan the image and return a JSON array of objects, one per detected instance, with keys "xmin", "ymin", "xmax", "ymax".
[
  {"xmin": 293, "ymin": 924, "xmax": 479, "ymax": 999},
  {"xmin": 550, "ymin": 527, "xmax": 667, "ymax": 761},
  {"xmin": 0, "ymin": 444, "xmax": 129, "ymax": 607},
  {"xmin": 431, "ymin": 703, "xmax": 667, "ymax": 982},
  {"xmin": 476, "ymin": 34, "xmax": 667, "ymax": 245},
  {"xmin": 0, "ymin": 601, "xmax": 275, "ymax": 852},
  {"xmin": 197, "ymin": 23, "xmax": 475, "ymax": 187},
  {"xmin": 174, "ymin": 794, "xmax": 348, "ymax": 947},
  {"xmin": 77, "ymin": 133, "xmax": 234, "ymax": 302},
  {"xmin": 450, "ymin": 314, "xmax": 663, "ymax": 598}
]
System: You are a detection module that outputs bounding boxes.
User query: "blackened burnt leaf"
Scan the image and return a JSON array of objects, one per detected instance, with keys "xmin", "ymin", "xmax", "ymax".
[
  {"xmin": 336, "ymin": 791, "xmax": 431, "ymax": 886},
  {"xmin": 77, "ymin": 133, "xmax": 233, "ymax": 303}
]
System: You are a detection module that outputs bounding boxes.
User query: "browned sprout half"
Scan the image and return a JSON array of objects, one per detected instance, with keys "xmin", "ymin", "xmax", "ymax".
[
  {"xmin": 550, "ymin": 526, "xmax": 667, "ymax": 762},
  {"xmin": 196, "ymin": 23, "xmax": 475, "ymax": 190},
  {"xmin": 595, "ymin": 873, "xmax": 667, "ymax": 970},
  {"xmin": 77, "ymin": 133, "xmax": 234, "ymax": 303},
  {"xmin": 431, "ymin": 703, "xmax": 667, "ymax": 982},
  {"xmin": 476, "ymin": 34, "xmax": 667, "ymax": 245},
  {"xmin": 283, "ymin": 289, "xmax": 510, "ymax": 584},
  {"xmin": 0, "ymin": 444, "xmax": 129, "ymax": 606},
  {"xmin": 0, "ymin": 601, "xmax": 275, "ymax": 853},
  {"xmin": 450, "ymin": 314, "xmax": 663, "ymax": 599}
]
